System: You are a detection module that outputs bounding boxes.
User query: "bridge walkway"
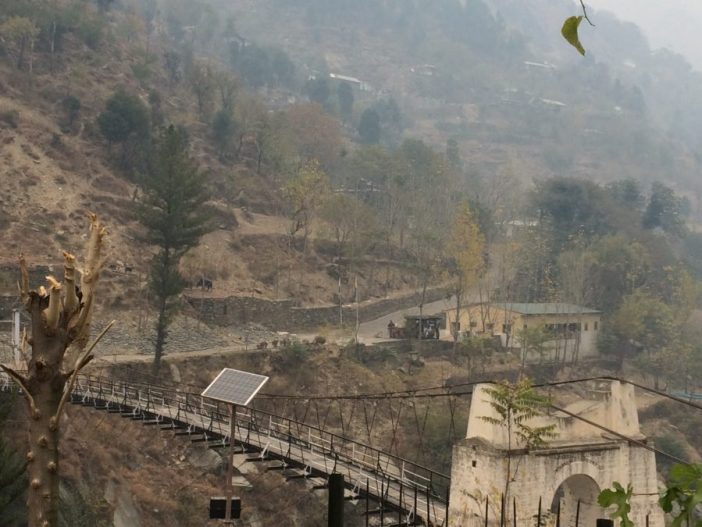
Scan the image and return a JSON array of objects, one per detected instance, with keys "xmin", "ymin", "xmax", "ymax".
[{"xmin": 1, "ymin": 374, "xmax": 449, "ymax": 526}]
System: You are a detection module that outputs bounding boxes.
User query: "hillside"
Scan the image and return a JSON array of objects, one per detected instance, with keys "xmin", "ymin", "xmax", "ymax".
[
  {"xmin": 3, "ymin": 0, "xmax": 702, "ymax": 310},
  {"xmin": 221, "ymin": 0, "xmax": 702, "ymax": 210},
  {"xmin": 0, "ymin": 3, "xmax": 427, "ymax": 310},
  {"xmin": 4, "ymin": 2, "xmax": 702, "ymax": 524}
]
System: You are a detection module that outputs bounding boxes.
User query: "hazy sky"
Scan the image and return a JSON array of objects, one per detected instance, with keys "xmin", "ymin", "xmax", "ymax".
[{"xmin": 587, "ymin": 0, "xmax": 702, "ymax": 69}]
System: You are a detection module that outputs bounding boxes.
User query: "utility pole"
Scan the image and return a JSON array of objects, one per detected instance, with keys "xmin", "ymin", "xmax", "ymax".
[
  {"xmin": 202, "ymin": 368, "xmax": 268, "ymax": 525},
  {"xmin": 338, "ymin": 273, "xmax": 343, "ymax": 327},
  {"xmin": 225, "ymin": 404, "xmax": 237, "ymax": 524},
  {"xmin": 11, "ymin": 309, "xmax": 20, "ymax": 367},
  {"xmin": 354, "ymin": 276, "xmax": 359, "ymax": 346}
]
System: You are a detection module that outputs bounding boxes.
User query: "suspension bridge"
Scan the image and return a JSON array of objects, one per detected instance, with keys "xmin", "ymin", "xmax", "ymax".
[
  {"xmin": 0, "ymin": 372, "xmax": 450, "ymax": 526},
  {"xmin": 4, "ymin": 368, "xmax": 701, "ymax": 526}
]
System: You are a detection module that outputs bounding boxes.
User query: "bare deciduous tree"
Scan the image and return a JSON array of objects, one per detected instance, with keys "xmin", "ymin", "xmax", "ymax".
[{"xmin": 0, "ymin": 214, "xmax": 112, "ymax": 527}]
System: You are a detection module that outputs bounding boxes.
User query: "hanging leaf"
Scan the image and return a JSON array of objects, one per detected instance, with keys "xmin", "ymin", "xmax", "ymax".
[
  {"xmin": 562, "ymin": 15, "xmax": 586, "ymax": 56},
  {"xmin": 597, "ymin": 482, "xmax": 634, "ymax": 527}
]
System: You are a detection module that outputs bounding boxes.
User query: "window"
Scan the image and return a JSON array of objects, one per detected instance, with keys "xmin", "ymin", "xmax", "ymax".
[
  {"xmin": 486, "ymin": 323, "xmax": 494, "ymax": 331},
  {"xmin": 470, "ymin": 321, "xmax": 477, "ymax": 328},
  {"xmin": 502, "ymin": 324, "xmax": 512, "ymax": 334},
  {"xmin": 594, "ymin": 321, "xmax": 599, "ymax": 331},
  {"xmin": 523, "ymin": 324, "xmax": 528, "ymax": 330},
  {"xmin": 584, "ymin": 322, "xmax": 588, "ymax": 331}
]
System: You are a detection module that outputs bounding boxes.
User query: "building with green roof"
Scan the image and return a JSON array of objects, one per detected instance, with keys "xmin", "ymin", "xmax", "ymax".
[{"xmin": 444, "ymin": 302, "xmax": 602, "ymax": 361}]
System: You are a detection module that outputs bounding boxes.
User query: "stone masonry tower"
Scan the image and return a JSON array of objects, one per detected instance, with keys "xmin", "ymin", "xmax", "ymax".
[{"xmin": 448, "ymin": 381, "xmax": 663, "ymax": 526}]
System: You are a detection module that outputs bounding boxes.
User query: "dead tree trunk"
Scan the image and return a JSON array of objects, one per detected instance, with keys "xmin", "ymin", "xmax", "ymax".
[{"xmin": 0, "ymin": 214, "xmax": 110, "ymax": 527}]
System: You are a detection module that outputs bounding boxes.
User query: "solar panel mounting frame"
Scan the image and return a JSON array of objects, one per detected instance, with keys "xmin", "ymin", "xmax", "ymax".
[{"xmin": 201, "ymin": 368, "xmax": 269, "ymax": 407}]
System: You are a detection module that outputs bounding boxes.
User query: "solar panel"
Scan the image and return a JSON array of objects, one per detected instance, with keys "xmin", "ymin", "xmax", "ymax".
[{"xmin": 201, "ymin": 368, "xmax": 269, "ymax": 406}]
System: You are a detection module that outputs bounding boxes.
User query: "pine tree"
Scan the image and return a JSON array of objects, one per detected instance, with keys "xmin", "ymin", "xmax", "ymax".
[{"xmin": 137, "ymin": 126, "xmax": 213, "ymax": 374}]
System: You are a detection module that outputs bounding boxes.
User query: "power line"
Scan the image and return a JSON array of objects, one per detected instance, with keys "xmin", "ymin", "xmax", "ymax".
[
  {"xmin": 602, "ymin": 375, "xmax": 702, "ymax": 413},
  {"xmin": 255, "ymin": 376, "xmax": 612, "ymax": 401},
  {"xmin": 548, "ymin": 402, "xmax": 690, "ymax": 466}
]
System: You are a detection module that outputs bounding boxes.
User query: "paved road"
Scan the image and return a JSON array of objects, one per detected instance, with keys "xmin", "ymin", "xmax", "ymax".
[
  {"xmin": 93, "ymin": 290, "xmax": 461, "ymax": 363},
  {"xmin": 358, "ymin": 295, "xmax": 457, "ymax": 343}
]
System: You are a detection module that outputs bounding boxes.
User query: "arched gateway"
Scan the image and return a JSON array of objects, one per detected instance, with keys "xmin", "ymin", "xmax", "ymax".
[{"xmin": 448, "ymin": 381, "xmax": 663, "ymax": 526}]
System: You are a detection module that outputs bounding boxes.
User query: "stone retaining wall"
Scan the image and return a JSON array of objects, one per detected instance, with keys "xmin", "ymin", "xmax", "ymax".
[{"xmin": 186, "ymin": 287, "xmax": 449, "ymax": 331}]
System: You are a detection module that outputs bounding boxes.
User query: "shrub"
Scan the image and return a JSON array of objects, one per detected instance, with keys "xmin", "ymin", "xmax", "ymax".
[
  {"xmin": 278, "ymin": 341, "xmax": 310, "ymax": 366},
  {"xmin": 76, "ymin": 15, "xmax": 104, "ymax": 49},
  {"xmin": 62, "ymin": 95, "xmax": 81, "ymax": 127},
  {"xmin": 98, "ymin": 90, "xmax": 150, "ymax": 144},
  {"xmin": 0, "ymin": 109, "xmax": 19, "ymax": 128},
  {"xmin": 211, "ymin": 109, "xmax": 236, "ymax": 155},
  {"xmin": 655, "ymin": 434, "xmax": 689, "ymax": 473}
]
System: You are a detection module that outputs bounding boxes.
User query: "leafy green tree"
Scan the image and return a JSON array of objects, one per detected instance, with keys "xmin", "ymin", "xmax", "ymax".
[
  {"xmin": 319, "ymin": 193, "xmax": 376, "ymax": 260},
  {"xmin": 163, "ymin": 50, "xmax": 181, "ymax": 84},
  {"xmin": 643, "ymin": 182, "xmax": 687, "ymax": 237},
  {"xmin": 447, "ymin": 202, "xmax": 485, "ymax": 351},
  {"xmin": 61, "ymin": 95, "xmax": 80, "ymax": 128},
  {"xmin": 281, "ymin": 103, "xmax": 342, "ymax": 169},
  {"xmin": 231, "ymin": 43, "xmax": 271, "ymax": 88},
  {"xmin": 306, "ymin": 77, "xmax": 330, "ymax": 106},
  {"xmin": 0, "ymin": 394, "xmax": 25, "ymax": 526},
  {"xmin": 97, "ymin": 90, "xmax": 150, "ymax": 173},
  {"xmin": 446, "ymin": 138, "xmax": 462, "ymax": 172},
  {"xmin": 147, "ymin": 90, "xmax": 164, "ymax": 127},
  {"xmin": 138, "ymin": 126, "xmax": 213, "ymax": 374},
  {"xmin": 366, "ymin": 97, "xmax": 403, "ymax": 146},
  {"xmin": 480, "ymin": 379, "xmax": 556, "ymax": 521},
  {"xmin": 583, "ymin": 235, "xmax": 650, "ymax": 313},
  {"xmin": 0, "ymin": 16, "xmax": 39, "ymax": 70},
  {"xmin": 602, "ymin": 292, "xmax": 678, "ymax": 377},
  {"xmin": 337, "ymin": 82, "xmax": 354, "ymax": 121},
  {"xmin": 517, "ymin": 326, "xmax": 553, "ymax": 370},
  {"xmin": 188, "ymin": 61, "xmax": 213, "ymax": 116},
  {"xmin": 358, "ymin": 108, "xmax": 381, "ymax": 145},
  {"xmin": 597, "ymin": 482, "xmax": 634, "ymax": 527},
  {"xmin": 283, "ymin": 159, "xmax": 330, "ymax": 254},
  {"xmin": 214, "ymin": 69, "xmax": 237, "ymax": 112},
  {"xmin": 270, "ymin": 48, "xmax": 295, "ymax": 87},
  {"xmin": 531, "ymin": 177, "xmax": 610, "ymax": 251},
  {"xmin": 597, "ymin": 464, "xmax": 702, "ymax": 527},
  {"xmin": 211, "ymin": 110, "xmax": 236, "ymax": 158},
  {"xmin": 606, "ymin": 179, "xmax": 645, "ymax": 210},
  {"xmin": 660, "ymin": 464, "xmax": 702, "ymax": 527},
  {"xmin": 97, "ymin": 90, "xmax": 150, "ymax": 146}
]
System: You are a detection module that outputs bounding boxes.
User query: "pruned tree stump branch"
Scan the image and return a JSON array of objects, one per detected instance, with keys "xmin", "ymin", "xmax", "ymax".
[{"xmin": 1, "ymin": 214, "xmax": 111, "ymax": 527}]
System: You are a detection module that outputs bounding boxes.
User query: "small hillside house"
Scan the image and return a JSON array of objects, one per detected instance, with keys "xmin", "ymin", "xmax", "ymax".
[{"xmin": 444, "ymin": 303, "xmax": 602, "ymax": 361}]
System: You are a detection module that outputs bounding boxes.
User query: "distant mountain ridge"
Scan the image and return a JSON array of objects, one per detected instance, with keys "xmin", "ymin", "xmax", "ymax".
[
  {"xmin": 227, "ymin": 0, "xmax": 702, "ymax": 212},
  {"xmin": 587, "ymin": 0, "xmax": 702, "ymax": 71}
]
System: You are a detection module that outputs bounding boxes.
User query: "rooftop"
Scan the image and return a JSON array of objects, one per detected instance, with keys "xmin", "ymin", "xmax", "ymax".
[{"xmin": 497, "ymin": 303, "xmax": 601, "ymax": 316}]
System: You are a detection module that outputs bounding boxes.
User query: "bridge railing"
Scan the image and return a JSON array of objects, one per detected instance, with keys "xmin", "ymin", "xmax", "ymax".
[{"xmin": 2, "ymin": 371, "xmax": 450, "ymax": 524}]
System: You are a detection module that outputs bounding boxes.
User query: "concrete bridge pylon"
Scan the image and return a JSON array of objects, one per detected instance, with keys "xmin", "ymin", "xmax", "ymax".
[{"xmin": 448, "ymin": 380, "xmax": 664, "ymax": 527}]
